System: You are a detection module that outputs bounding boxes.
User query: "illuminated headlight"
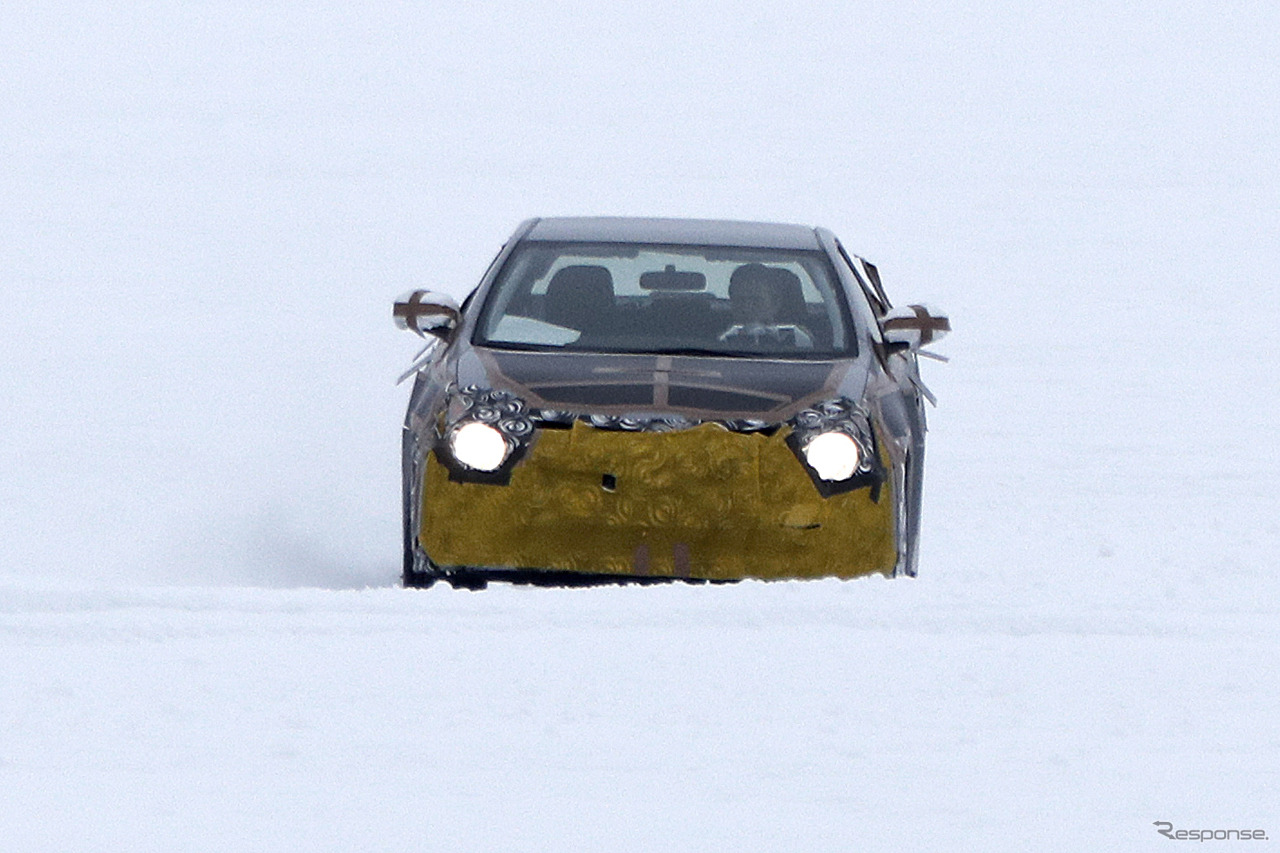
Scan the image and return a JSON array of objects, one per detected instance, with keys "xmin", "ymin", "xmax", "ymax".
[
  {"xmin": 449, "ymin": 422, "xmax": 509, "ymax": 471},
  {"xmin": 802, "ymin": 431, "xmax": 861, "ymax": 481}
]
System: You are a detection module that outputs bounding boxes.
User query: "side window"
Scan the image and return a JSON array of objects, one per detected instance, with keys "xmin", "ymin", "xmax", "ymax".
[
  {"xmin": 860, "ymin": 259, "xmax": 893, "ymax": 314},
  {"xmin": 465, "ymin": 240, "xmax": 514, "ymax": 312},
  {"xmin": 835, "ymin": 241, "xmax": 891, "ymax": 317}
]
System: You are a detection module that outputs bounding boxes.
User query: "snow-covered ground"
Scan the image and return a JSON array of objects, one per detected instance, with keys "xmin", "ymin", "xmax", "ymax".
[{"xmin": 2, "ymin": 2, "xmax": 1277, "ymax": 850}]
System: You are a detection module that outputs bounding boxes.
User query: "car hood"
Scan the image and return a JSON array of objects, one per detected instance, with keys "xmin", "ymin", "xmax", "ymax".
[{"xmin": 466, "ymin": 348, "xmax": 855, "ymax": 422}]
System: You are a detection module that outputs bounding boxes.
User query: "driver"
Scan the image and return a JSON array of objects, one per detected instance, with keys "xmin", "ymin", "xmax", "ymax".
[{"xmin": 719, "ymin": 263, "xmax": 814, "ymax": 349}]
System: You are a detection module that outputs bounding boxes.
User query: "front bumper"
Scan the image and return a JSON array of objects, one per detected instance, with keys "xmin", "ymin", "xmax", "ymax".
[{"xmin": 420, "ymin": 421, "xmax": 896, "ymax": 580}]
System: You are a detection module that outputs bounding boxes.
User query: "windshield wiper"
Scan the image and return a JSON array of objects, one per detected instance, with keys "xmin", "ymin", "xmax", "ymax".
[{"xmin": 648, "ymin": 346, "xmax": 757, "ymax": 359}]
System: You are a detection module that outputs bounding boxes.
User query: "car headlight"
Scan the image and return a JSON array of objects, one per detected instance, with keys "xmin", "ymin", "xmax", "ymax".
[
  {"xmin": 449, "ymin": 421, "xmax": 510, "ymax": 471},
  {"xmin": 786, "ymin": 398, "xmax": 883, "ymax": 497},
  {"xmin": 802, "ymin": 431, "xmax": 862, "ymax": 481}
]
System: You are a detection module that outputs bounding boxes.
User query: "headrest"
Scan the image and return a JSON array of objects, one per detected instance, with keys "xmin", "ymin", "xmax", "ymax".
[
  {"xmin": 548, "ymin": 264, "xmax": 614, "ymax": 295},
  {"xmin": 545, "ymin": 265, "xmax": 614, "ymax": 331}
]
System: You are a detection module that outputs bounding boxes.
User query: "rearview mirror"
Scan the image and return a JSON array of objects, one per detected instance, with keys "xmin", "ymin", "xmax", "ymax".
[
  {"xmin": 882, "ymin": 304, "xmax": 950, "ymax": 351},
  {"xmin": 394, "ymin": 290, "xmax": 461, "ymax": 339},
  {"xmin": 640, "ymin": 265, "xmax": 707, "ymax": 291}
]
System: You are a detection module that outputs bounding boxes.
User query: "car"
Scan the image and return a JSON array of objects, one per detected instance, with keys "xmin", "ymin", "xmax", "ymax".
[{"xmin": 393, "ymin": 217, "xmax": 948, "ymax": 589}]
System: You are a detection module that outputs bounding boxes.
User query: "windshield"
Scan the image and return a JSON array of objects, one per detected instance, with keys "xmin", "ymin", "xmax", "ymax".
[{"xmin": 474, "ymin": 241, "xmax": 856, "ymax": 358}]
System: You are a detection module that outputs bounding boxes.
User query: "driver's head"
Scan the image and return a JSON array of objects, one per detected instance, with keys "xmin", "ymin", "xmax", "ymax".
[{"xmin": 729, "ymin": 264, "xmax": 778, "ymax": 325}]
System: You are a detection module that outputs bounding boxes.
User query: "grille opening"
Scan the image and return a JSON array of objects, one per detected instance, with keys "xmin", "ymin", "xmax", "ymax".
[
  {"xmin": 667, "ymin": 385, "xmax": 777, "ymax": 412},
  {"xmin": 531, "ymin": 384, "xmax": 654, "ymax": 406}
]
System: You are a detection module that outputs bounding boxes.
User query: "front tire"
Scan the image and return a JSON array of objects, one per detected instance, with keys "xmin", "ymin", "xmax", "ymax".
[
  {"xmin": 402, "ymin": 539, "xmax": 440, "ymax": 588},
  {"xmin": 897, "ymin": 444, "xmax": 924, "ymax": 577},
  {"xmin": 402, "ymin": 427, "xmax": 441, "ymax": 589}
]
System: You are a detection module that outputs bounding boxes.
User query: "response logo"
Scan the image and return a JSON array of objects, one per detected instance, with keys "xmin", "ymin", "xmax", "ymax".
[{"xmin": 1154, "ymin": 822, "xmax": 1269, "ymax": 841}]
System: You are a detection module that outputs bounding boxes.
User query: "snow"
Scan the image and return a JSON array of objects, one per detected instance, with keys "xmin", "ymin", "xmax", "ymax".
[
  {"xmin": 4, "ymin": 579, "xmax": 1276, "ymax": 850},
  {"xmin": 2, "ymin": 1, "xmax": 1277, "ymax": 849}
]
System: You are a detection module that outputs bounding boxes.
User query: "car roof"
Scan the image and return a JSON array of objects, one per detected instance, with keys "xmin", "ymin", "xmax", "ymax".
[{"xmin": 523, "ymin": 216, "xmax": 822, "ymax": 250}]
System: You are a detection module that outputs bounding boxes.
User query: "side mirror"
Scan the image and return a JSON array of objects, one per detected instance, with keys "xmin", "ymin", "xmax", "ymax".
[
  {"xmin": 882, "ymin": 304, "xmax": 950, "ymax": 351},
  {"xmin": 394, "ymin": 290, "xmax": 461, "ymax": 340}
]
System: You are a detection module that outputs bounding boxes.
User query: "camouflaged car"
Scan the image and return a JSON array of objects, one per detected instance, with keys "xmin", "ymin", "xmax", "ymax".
[{"xmin": 394, "ymin": 217, "xmax": 948, "ymax": 588}]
